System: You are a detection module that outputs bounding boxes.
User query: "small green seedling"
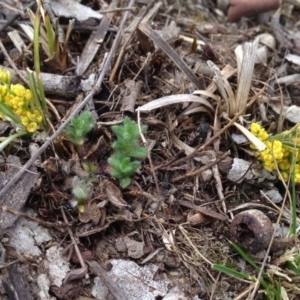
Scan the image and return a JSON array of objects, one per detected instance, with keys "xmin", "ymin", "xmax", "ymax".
[
  {"xmin": 64, "ymin": 111, "xmax": 94, "ymax": 145},
  {"xmin": 72, "ymin": 178, "xmax": 92, "ymax": 213},
  {"xmin": 108, "ymin": 117, "xmax": 147, "ymax": 188}
]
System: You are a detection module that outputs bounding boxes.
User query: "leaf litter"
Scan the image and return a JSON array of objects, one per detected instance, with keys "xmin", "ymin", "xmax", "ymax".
[{"xmin": 0, "ymin": 0, "xmax": 300, "ymax": 299}]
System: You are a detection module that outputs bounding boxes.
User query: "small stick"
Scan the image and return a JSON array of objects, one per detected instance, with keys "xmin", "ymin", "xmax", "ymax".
[
  {"xmin": 0, "ymin": 205, "xmax": 68, "ymax": 229},
  {"xmin": 171, "ymin": 150, "xmax": 230, "ymax": 182},
  {"xmin": 60, "ymin": 207, "xmax": 87, "ymax": 276}
]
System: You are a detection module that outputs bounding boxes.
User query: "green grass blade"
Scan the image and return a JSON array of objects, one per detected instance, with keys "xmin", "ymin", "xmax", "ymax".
[
  {"xmin": 26, "ymin": 69, "xmax": 47, "ymax": 128},
  {"xmin": 0, "ymin": 131, "xmax": 28, "ymax": 151},
  {"xmin": 286, "ymin": 261, "xmax": 300, "ymax": 275},
  {"xmin": 230, "ymin": 242, "xmax": 271, "ymax": 280},
  {"xmin": 212, "ymin": 264, "xmax": 255, "ymax": 281},
  {"xmin": 44, "ymin": 13, "xmax": 55, "ymax": 57},
  {"xmin": 0, "ymin": 103, "xmax": 21, "ymax": 124},
  {"xmin": 33, "ymin": 8, "xmax": 41, "ymax": 74},
  {"xmin": 230, "ymin": 242, "xmax": 260, "ymax": 270},
  {"xmin": 290, "ymin": 165, "xmax": 297, "ymax": 235}
]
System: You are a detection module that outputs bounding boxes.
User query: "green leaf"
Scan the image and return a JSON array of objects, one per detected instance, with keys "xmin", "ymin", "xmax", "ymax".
[
  {"xmin": 230, "ymin": 242, "xmax": 271, "ymax": 280},
  {"xmin": 127, "ymin": 160, "xmax": 140, "ymax": 172},
  {"xmin": 286, "ymin": 261, "xmax": 300, "ymax": 275},
  {"xmin": 108, "ymin": 157, "xmax": 123, "ymax": 171},
  {"xmin": 0, "ymin": 131, "xmax": 28, "ymax": 151},
  {"xmin": 72, "ymin": 186, "xmax": 88, "ymax": 202},
  {"xmin": 129, "ymin": 147, "xmax": 147, "ymax": 158},
  {"xmin": 0, "ymin": 103, "xmax": 21, "ymax": 124},
  {"xmin": 212, "ymin": 264, "xmax": 255, "ymax": 281},
  {"xmin": 108, "ymin": 117, "xmax": 147, "ymax": 187},
  {"xmin": 44, "ymin": 13, "xmax": 55, "ymax": 57},
  {"xmin": 230, "ymin": 242, "xmax": 260, "ymax": 270},
  {"xmin": 120, "ymin": 177, "xmax": 131, "ymax": 188},
  {"xmin": 64, "ymin": 111, "xmax": 94, "ymax": 144},
  {"xmin": 260, "ymin": 279, "xmax": 281, "ymax": 300}
]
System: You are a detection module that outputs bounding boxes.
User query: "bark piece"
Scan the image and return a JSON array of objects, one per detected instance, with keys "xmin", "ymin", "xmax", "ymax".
[
  {"xmin": 1, "ymin": 263, "xmax": 34, "ymax": 300},
  {"xmin": 0, "ymin": 155, "xmax": 39, "ymax": 233}
]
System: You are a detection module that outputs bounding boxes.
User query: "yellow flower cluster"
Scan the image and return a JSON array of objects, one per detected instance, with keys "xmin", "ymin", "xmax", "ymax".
[
  {"xmin": 250, "ymin": 123, "xmax": 300, "ymax": 183},
  {"xmin": 0, "ymin": 68, "xmax": 42, "ymax": 133}
]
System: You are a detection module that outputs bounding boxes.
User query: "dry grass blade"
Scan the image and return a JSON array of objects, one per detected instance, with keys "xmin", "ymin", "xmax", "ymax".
[
  {"xmin": 207, "ymin": 60, "xmax": 236, "ymax": 116},
  {"xmin": 231, "ymin": 121, "xmax": 267, "ymax": 151},
  {"xmin": 137, "ymin": 94, "xmax": 214, "ymax": 112},
  {"xmin": 7, "ymin": 30, "xmax": 26, "ymax": 54},
  {"xmin": 235, "ymin": 38, "xmax": 259, "ymax": 112},
  {"xmin": 138, "ymin": 23, "xmax": 202, "ymax": 89},
  {"xmin": 169, "ymin": 86, "xmax": 266, "ymax": 167}
]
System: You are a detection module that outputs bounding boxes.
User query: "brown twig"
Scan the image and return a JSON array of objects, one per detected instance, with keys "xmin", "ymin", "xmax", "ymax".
[
  {"xmin": 0, "ymin": 205, "xmax": 68, "ymax": 229},
  {"xmin": 60, "ymin": 207, "xmax": 87, "ymax": 277},
  {"xmin": 171, "ymin": 150, "xmax": 230, "ymax": 182}
]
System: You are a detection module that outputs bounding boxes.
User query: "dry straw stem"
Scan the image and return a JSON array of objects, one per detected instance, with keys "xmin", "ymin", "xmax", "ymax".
[
  {"xmin": 228, "ymin": 119, "xmax": 267, "ymax": 151},
  {"xmin": 137, "ymin": 94, "xmax": 214, "ymax": 112},
  {"xmin": 235, "ymin": 38, "xmax": 259, "ymax": 112},
  {"xmin": 208, "ymin": 39, "xmax": 258, "ymax": 118},
  {"xmin": 207, "ymin": 60, "xmax": 236, "ymax": 116},
  {"xmin": 0, "ymin": 205, "xmax": 68, "ymax": 229}
]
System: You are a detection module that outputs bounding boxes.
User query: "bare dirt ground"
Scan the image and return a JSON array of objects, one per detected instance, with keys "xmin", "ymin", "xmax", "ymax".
[{"xmin": 0, "ymin": 0, "xmax": 300, "ymax": 299}]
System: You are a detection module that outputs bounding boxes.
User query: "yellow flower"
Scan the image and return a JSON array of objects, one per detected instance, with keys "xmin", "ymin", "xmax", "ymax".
[
  {"xmin": 278, "ymin": 159, "xmax": 291, "ymax": 171},
  {"xmin": 270, "ymin": 140, "xmax": 283, "ymax": 160},
  {"xmin": 4, "ymin": 94, "xmax": 14, "ymax": 107},
  {"xmin": 33, "ymin": 110, "xmax": 42, "ymax": 123},
  {"xmin": 24, "ymin": 90, "xmax": 32, "ymax": 102},
  {"xmin": 0, "ymin": 68, "xmax": 11, "ymax": 84},
  {"xmin": 250, "ymin": 123, "xmax": 268, "ymax": 141},
  {"xmin": 26, "ymin": 111, "xmax": 35, "ymax": 121},
  {"xmin": 279, "ymin": 171, "xmax": 289, "ymax": 182},
  {"xmin": 0, "ymin": 84, "xmax": 8, "ymax": 98},
  {"xmin": 15, "ymin": 108, "xmax": 24, "ymax": 116},
  {"xmin": 294, "ymin": 172, "xmax": 300, "ymax": 183},
  {"xmin": 21, "ymin": 116, "xmax": 29, "ymax": 126},
  {"xmin": 0, "ymin": 68, "xmax": 43, "ymax": 134},
  {"xmin": 27, "ymin": 122, "xmax": 38, "ymax": 133},
  {"xmin": 250, "ymin": 123, "xmax": 261, "ymax": 135},
  {"xmin": 10, "ymin": 84, "xmax": 26, "ymax": 97}
]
